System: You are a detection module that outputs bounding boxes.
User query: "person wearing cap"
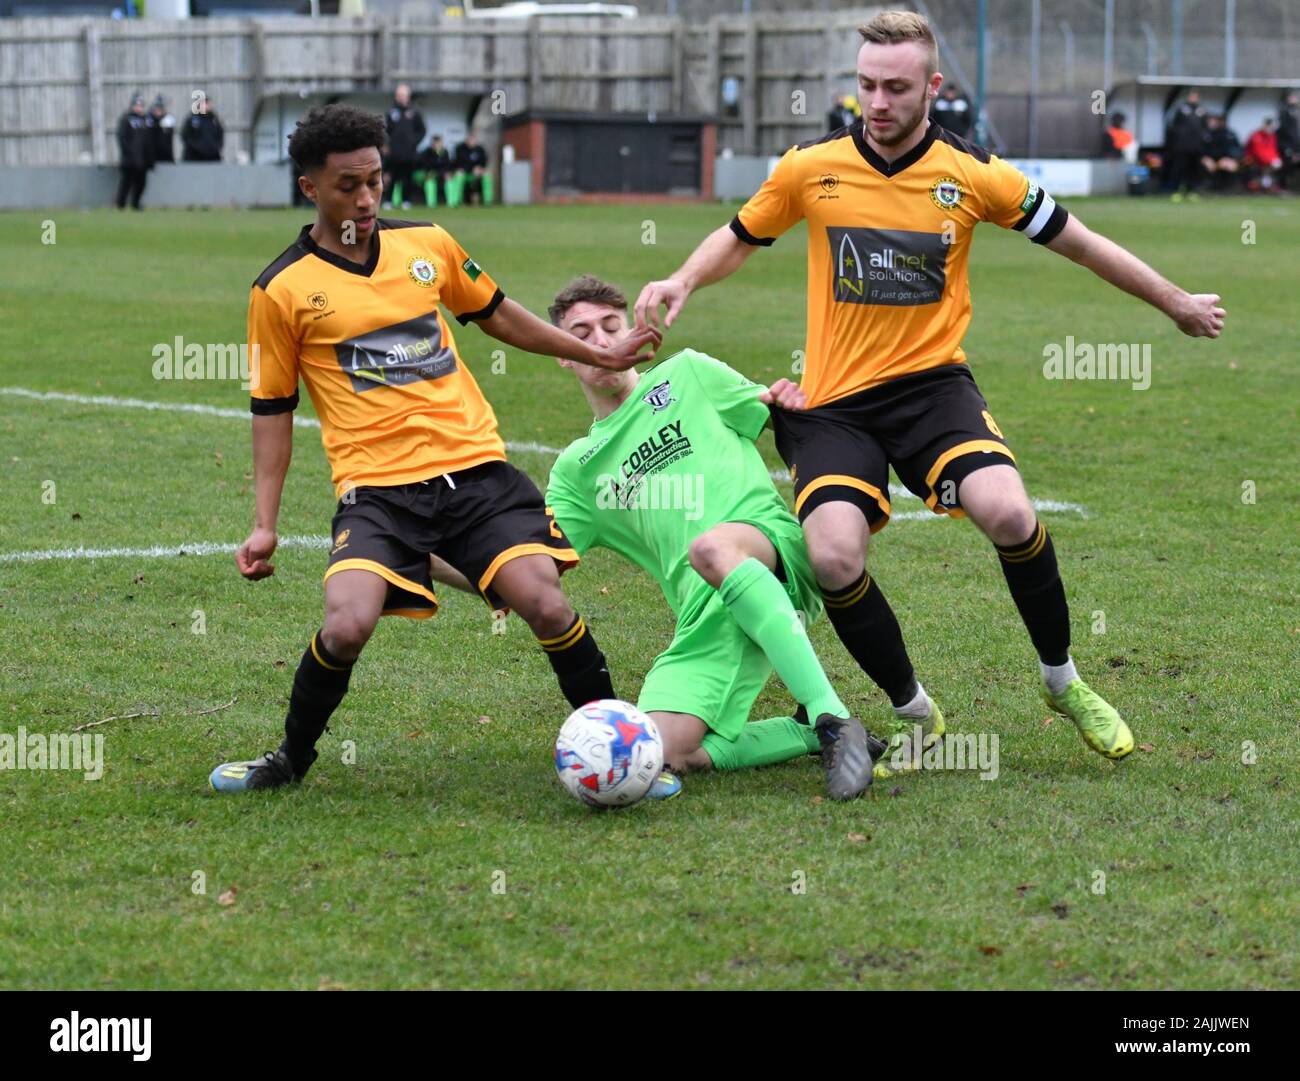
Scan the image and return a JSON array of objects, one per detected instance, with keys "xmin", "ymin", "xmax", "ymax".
[
  {"xmin": 149, "ymin": 94, "xmax": 176, "ymax": 164},
  {"xmin": 115, "ymin": 93, "xmax": 153, "ymax": 209}
]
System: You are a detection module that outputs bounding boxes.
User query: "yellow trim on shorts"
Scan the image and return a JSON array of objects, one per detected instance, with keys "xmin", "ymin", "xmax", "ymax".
[
  {"xmin": 383, "ymin": 607, "xmax": 438, "ymax": 620},
  {"xmin": 923, "ymin": 440, "xmax": 1017, "ymax": 517},
  {"xmin": 793, "ymin": 474, "xmax": 891, "ymax": 533},
  {"xmin": 477, "ymin": 543, "xmax": 580, "ymax": 596},
  {"xmin": 323, "ymin": 557, "xmax": 440, "ymax": 615}
]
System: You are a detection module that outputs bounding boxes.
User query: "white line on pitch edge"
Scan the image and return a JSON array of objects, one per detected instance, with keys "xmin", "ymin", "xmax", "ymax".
[
  {"xmin": 0, "ymin": 534, "xmax": 331, "ymax": 564},
  {"xmin": 1, "ymin": 384, "xmax": 1088, "ymax": 532}
]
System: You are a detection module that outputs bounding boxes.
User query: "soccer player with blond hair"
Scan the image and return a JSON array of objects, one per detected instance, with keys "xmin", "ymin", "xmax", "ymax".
[{"xmin": 635, "ymin": 10, "xmax": 1225, "ymax": 768}]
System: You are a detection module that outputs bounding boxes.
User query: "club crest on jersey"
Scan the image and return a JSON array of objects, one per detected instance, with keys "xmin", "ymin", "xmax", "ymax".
[
  {"xmin": 407, "ymin": 257, "xmax": 437, "ymax": 287},
  {"xmin": 642, "ymin": 380, "xmax": 676, "ymax": 414},
  {"xmin": 929, "ymin": 175, "xmax": 964, "ymax": 210}
]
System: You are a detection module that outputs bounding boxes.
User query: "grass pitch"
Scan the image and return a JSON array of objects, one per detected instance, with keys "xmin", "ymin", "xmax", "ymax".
[{"xmin": 0, "ymin": 197, "xmax": 1296, "ymax": 990}]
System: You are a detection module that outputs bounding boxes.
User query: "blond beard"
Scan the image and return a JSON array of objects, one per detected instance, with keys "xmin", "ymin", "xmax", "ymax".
[{"xmin": 869, "ymin": 92, "xmax": 931, "ymax": 147}]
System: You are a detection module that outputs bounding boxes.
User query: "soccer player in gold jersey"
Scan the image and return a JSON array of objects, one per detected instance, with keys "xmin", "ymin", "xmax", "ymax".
[
  {"xmin": 210, "ymin": 105, "xmax": 658, "ymax": 791},
  {"xmin": 635, "ymin": 11, "xmax": 1225, "ymax": 766}
]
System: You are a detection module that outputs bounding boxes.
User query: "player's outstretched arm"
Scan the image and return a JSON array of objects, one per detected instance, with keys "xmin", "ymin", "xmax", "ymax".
[
  {"xmin": 634, "ymin": 224, "xmax": 757, "ymax": 331},
  {"xmin": 477, "ymin": 297, "xmax": 660, "ymax": 371},
  {"xmin": 1046, "ymin": 214, "xmax": 1226, "ymax": 338},
  {"xmin": 235, "ymin": 412, "xmax": 293, "ymax": 581}
]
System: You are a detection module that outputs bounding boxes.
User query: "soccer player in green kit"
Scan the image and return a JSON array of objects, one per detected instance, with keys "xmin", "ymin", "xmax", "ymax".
[{"xmin": 543, "ymin": 276, "xmax": 887, "ymax": 801}]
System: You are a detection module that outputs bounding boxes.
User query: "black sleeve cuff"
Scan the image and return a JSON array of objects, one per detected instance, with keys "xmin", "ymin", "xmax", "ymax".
[
  {"xmin": 455, "ymin": 287, "xmax": 505, "ymax": 326},
  {"xmin": 250, "ymin": 391, "xmax": 298, "ymax": 416},
  {"xmin": 1031, "ymin": 204, "xmax": 1069, "ymax": 245},
  {"xmin": 729, "ymin": 214, "xmax": 775, "ymax": 247}
]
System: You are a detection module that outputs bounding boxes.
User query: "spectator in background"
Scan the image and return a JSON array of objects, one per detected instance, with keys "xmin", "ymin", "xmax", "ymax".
[
  {"xmin": 455, "ymin": 130, "xmax": 488, "ymax": 205},
  {"xmin": 1165, "ymin": 90, "xmax": 1207, "ymax": 200},
  {"xmin": 1244, "ymin": 117, "xmax": 1283, "ymax": 192},
  {"xmin": 384, "ymin": 83, "xmax": 426, "ymax": 208},
  {"xmin": 826, "ymin": 94, "xmax": 855, "ymax": 133},
  {"xmin": 418, "ymin": 134, "xmax": 452, "ymax": 206},
  {"xmin": 181, "ymin": 95, "xmax": 224, "ymax": 162},
  {"xmin": 149, "ymin": 94, "xmax": 175, "ymax": 164},
  {"xmin": 932, "ymin": 85, "xmax": 971, "ymax": 138},
  {"xmin": 115, "ymin": 93, "xmax": 153, "ymax": 209},
  {"xmin": 1104, "ymin": 112, "xmax": 1138, "ymax": 164},
  {"xmin": 1199, "ymin": 114, "xmax": 1242, "ymax": 192},
  {"xmin": 1277, "ymin": 90, "xmax": 1300, "ymax": 190}
]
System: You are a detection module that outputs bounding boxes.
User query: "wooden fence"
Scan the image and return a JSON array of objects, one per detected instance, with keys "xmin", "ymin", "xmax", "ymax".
[{"xmin": 0, "ymin": 10, "xmax": 884, "ymax": 167}]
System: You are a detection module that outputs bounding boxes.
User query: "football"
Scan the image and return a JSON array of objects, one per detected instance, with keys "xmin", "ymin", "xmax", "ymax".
[{"xmin": 554, "ymin": 699, "xmax": 665, "ymax": 808}]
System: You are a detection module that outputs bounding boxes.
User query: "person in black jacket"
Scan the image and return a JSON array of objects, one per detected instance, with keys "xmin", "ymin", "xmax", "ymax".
[
  {"xmin": 1199, "ymin": 114, "xmax": 1242, "ymax": 192},
  {"xmin": 1278, "ymin": 90, "xmax": 1300, "ymax": 191},
  {"xmin": 1165, "ymin": 90, "xmax": 1208, "ymax": 198},
  {"xmin": 116, "ymin": 94, "xmax": 153, "ymax": 209},
  {"xmin": 417, "ymin": 133, "xmax": 452, "ymax": 206},
  {"xmin": 384, "ymin": 83, "xmax": 426, "ymax": 207},
  {"xmin": 182, "ymin": 96, "xmax": 224, "ymax": 162},
  {"xmin": 825, "ymin": 94, "xmax": 855, "ymax": 133},
  {"xmin": 454, "ymin": 130, "xmax": 488, "ymax": 205},
  {"xmin": 932, "ymin": 85, "xmax": 972, "ymax": 138},
  {"xmin": 149, "ymin": 94, "xmax": 176, "ymax": 165}
]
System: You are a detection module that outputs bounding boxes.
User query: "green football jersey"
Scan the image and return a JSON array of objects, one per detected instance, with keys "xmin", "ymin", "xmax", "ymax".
[{"xmin": 546, "ymin": 349, "xmax": 804, "ymax": 617}]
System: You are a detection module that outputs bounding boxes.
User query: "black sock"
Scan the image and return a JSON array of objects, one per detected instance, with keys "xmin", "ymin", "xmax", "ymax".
[
  {"xmin": 996, "ymin": 521, "xmax": 1070, "ymax": 666},
  {"xmin": 821, "ymin": 572, "xmax": 917, "ymax": 707},
  {"xmin": 540, "ymin": 614, "xmax": 615, "ymax": 709},
  {"xmin": 282, "ymin": 630, "xmax": 354, "ymax": 772}
]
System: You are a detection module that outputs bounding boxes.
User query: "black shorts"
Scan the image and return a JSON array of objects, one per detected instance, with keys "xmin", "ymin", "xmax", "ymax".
[
  {"xmin": 771, "ymin": 364, "xmax": 1016, "ymax": 532},
  {"xmin": 323, "ymin": 460, "xmax": 579, "ymax": 619}
]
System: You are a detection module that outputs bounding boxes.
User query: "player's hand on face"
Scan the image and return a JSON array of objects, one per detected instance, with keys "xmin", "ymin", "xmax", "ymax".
[
  {"xmin": 633, "ymin": 279, "xmax": 689, "ymax": 331},
  {"xmin": 593, "ymin": 325, "xmax": 661, "ymax": 371},
  {"xmin": 236, "ymin": 527, "xmax": 278, "ymax": 580},
  {"xmin": 759, "ymin": 378, "xmax": 807, "ymax": 411},
  {"xmin": 1174, "ymin": 293, "xmax": 1226, "ymax": 338}
]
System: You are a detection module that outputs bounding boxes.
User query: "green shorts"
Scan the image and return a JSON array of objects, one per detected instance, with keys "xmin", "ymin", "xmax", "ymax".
[{"xmin": 637, "ymin": 516, "xmax": 821, "ymax": 742}]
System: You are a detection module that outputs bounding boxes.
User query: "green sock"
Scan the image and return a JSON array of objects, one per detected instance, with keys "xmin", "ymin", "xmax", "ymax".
[
  {"xmin": 718, "ymin": 557, "xmax": 848, "ymax": 720},
  {"xmin": 701, "ymin": 716, "xmax": 821, "ymax": 771}
]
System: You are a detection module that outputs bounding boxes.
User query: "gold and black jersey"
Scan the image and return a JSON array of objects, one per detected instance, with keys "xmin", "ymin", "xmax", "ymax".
[
  {"xmin": 732, "ymin": 119, "xmax": 1068, "ymax": 407},
  {"xmin": 248, "ymin": 218, "xmax": 507, "ymax": 496}
]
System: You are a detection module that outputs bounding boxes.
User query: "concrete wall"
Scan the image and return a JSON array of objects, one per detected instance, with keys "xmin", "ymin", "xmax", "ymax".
[
  {"xmin": 500, "ymin": 160, "xmax": 532, "ymax": 206},
  {"xmin": 714, "ymin": 154, "xmax": 778, "ymax": 202},
  {"xmin": 0, "ymin": 163, "xmax": 293, "ymax": 210}
]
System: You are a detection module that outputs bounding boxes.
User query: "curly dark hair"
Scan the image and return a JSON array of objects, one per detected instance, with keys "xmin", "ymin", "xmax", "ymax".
[
  {"xmin": 548, "ymin": 275, "xmax": 628, "ymax": 326},
  {"xmin": 287, "ymin": 103, "xmax": 386, "ymax": 174}
]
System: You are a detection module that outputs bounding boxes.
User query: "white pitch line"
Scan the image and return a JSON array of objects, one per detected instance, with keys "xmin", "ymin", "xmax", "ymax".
[
  {"xmin": 2, "ymin": 385, "xmax": 930, "ymax": 498},
  {"xmin": 0, "ymin": 534, "xmax": 331, "ymax": 564},
  {"xmin": 1, "ymin": 386, "xmax": 1087, "ymax": 565},
  {"xmin": 1, "ymin": 385, "xmax": 323, "ymax": 432}
]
